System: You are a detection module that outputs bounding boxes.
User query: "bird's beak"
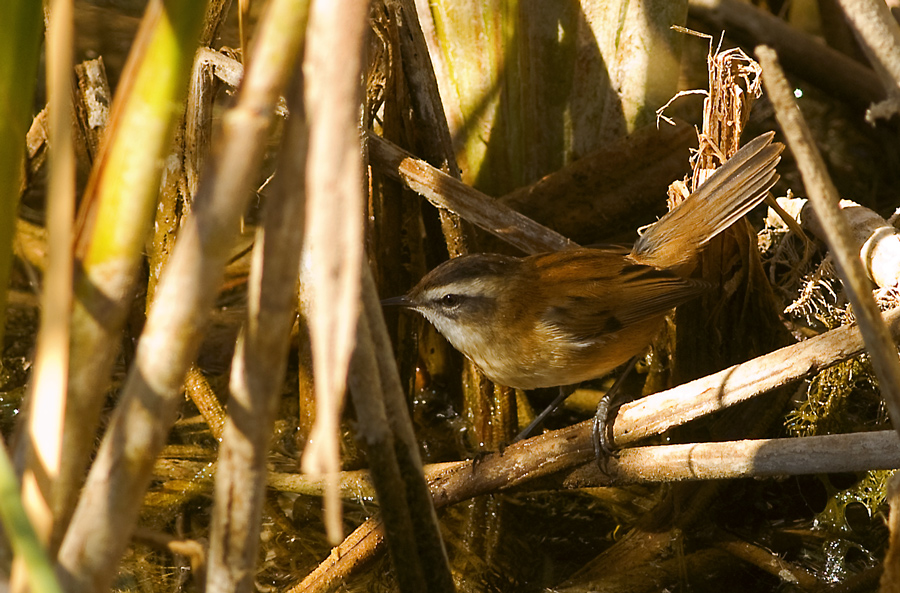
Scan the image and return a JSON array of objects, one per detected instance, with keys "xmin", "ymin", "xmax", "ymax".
[{"xmin": 381, "ymin": 295, "xmax": 414, "ymax": 308}]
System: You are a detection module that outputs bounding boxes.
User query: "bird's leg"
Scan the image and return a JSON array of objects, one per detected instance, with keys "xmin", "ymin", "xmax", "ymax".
[
  {"xmin": 514, "ymin": 384, "xmax": 577, "ymax": 441},
  {"xmin": 592, "ymin": 355, "xmax": 641, "ymax": 461}
]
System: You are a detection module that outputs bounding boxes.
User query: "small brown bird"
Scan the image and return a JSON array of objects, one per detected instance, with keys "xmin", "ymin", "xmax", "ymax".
[{"xmin": 386, "ymin": 132, "xmax": 783, "ymax": 443}]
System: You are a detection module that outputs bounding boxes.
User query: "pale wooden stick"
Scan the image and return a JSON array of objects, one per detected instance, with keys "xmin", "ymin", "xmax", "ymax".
[{"xmin": 608, "ymin": 431, "xmax": 900, "ymax": 484}]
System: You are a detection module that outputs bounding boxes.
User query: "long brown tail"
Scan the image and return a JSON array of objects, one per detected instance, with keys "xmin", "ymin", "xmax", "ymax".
[{"xmin": 631, "ymin": 132, "xmax": 783, "ymax": 269}]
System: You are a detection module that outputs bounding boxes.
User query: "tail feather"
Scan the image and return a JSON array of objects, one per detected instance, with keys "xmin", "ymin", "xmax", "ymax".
[{"xmin": 631, "ymin": 132, "xmax": 783, "ymax": 269}]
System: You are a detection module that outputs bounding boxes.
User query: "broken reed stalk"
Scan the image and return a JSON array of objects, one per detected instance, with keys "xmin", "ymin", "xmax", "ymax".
[
  {"xmin": 183, "ymin": 367, "xmax": 227, "ymax": 440},
  {"xmin": 756, "ymin": 45, "xmax": 900, "ymax": 442},
  {"xmin": 367, "ymin": 133, "xmax": 575, "ymax": 254},
  {"xmin": 389, "ymin": 0, "xmax": 469, "ymax": 257},
  {"xmin": 55, "ymin": 1, "xmax": 308, "ymax": 590},
  {"xmin": 73, "ymin": 58, "xmax": 110, "ymax": 161},
  {"xmin": 151, "ymin": 4, "xmax": 234, "ymax": 307},
  {"xmin": 206, "ymin": 51, "xmax": 310, "ymax": 593}
]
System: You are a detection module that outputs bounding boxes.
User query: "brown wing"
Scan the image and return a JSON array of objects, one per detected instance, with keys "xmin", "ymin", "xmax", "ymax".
[{"xmin": 529, "ymin": 247, "xmax": 706, "ymax": 344}]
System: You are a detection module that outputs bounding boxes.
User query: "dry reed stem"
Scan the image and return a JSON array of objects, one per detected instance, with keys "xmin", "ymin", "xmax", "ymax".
[
  {"xmin": 390, "ymin": 0, "xmax": 469, "ymax": 258},
  {"xmin": 73, "ymin": 58, "xmax": 110, "ymax": 161},
  {"xmin": 757, "ymin": 45, "xmax": 900, "ymax": 445},
  {"xmin": 359, "ymin": 264, "xmax": 454, "ymax": 591},
  {"xmin": 181, "ymin": 52, "xmax": 215, "ymax": 212},
  {"xmin": 714, "ymin": 535, "xmax": 819, "ymax": 590},
  {"xmin": 288, "ymin": 518, "xmax": 385, "ymax": 593},
  {"xmin": 183, "ymin": 367, "xmax": 226, "ymax": 440},
  {"xmin": 348, "ymin": 311, "xmax": 430, "ymax": 593},
  {"xmin": 55, "ymin": 0, "xmax": 306, "ymax": 590},
  {"xmin": 206, "ymin": 58, "xmax": 310, "ymax": 593},
  {"xmin": 606, "ymin": 431, "xmax": 900, "ymax": 483},
  {"xmin": 21, "ymin": 109, "xmax": 50, "ymax": 195},
  {"xmin": 151, "ymin": 4, "xmax": 234, "ymax": 307},
  {"xmin": 298, "ymin": 0, "xmax": 370, "ymax": 545},
  {"xmin": 17, "ymin": 0, "xmax": 75, "ymax": 562},
  {"xmin": 199, "ymin": 0, "xmax": 233, "ymax": 47}
]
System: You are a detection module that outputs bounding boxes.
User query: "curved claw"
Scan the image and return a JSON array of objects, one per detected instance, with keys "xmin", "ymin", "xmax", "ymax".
[
  {"xmin": 592, "ymin": 354, "xmax": 642, "ymax": 466},
  {"xmin": 592, "ymin": 393, "xmax": 617, "ymax": 460}
]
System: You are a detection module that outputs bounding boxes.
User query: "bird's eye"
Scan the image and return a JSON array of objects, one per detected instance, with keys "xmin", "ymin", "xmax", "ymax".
[{"xmin": 439, "ymin": 293, "xmax": 461, "ymax": 308}]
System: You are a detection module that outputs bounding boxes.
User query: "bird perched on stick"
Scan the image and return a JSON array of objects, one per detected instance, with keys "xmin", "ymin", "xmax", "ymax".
[{"xmin": 385, "ymin": 132, "xmax": 783, "ymax": 451}]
